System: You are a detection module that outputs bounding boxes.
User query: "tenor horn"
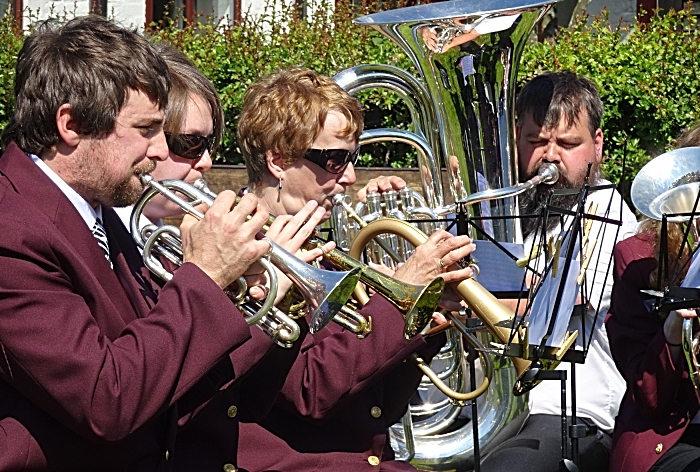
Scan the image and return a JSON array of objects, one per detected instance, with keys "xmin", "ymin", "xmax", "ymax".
[
  {"xmin": 130, "ymin": 175, "xmax": 362, "ymax": 339},
  {"xmin": 331, "ymin": 0, "xmax": 557, "ymax": 467},
  {"xmin": 631, "ymin": 147, "xmax": 700, "ymax": 222}
]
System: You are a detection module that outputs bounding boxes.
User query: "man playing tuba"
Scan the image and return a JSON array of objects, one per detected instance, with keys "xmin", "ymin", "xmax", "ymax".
[
  {"xmin": 478, "ymin": 70, "xmax": 638, "ymax": 472},
  {"xmin": 368, "ymin": 70, "xmax": 637, "ymax": 471}
]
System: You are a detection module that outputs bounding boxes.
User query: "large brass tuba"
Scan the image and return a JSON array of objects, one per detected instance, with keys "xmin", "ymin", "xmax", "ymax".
[{"xmin": 332, "ymin": 0, "xmax": 557, "ymax": 468}]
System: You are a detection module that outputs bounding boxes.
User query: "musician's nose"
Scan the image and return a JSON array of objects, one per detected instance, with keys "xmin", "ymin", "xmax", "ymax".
[
  {"xmin": 543, "ymin": 143, "xmax": 561, "ymax": 164},
  {"xmin": 193, "ymin": 150, "xmax": 213, "ymax": 173}
]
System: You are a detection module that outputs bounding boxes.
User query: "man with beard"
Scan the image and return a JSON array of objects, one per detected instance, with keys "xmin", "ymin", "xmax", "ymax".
[
  {"xmin": 478, "ymin": 71, "xmax": 638, "ymax": 472},
  {"xmin": 365, "ymin": 71, "xmax": 638, "ymax": 471},
  {"xmin": 0, "ymin": 16, "xmax": 272, "ymax": 471}
]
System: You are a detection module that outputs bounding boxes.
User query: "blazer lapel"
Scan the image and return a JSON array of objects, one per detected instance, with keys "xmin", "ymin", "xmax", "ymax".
[{"xmin": 0, "ymin": 143, "xmax": 140, "ymax": 324}]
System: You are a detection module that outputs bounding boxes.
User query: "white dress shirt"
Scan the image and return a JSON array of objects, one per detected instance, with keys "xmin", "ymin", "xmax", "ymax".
[{"xmin": 526, "ymin": 180, "xmax": 638, "ymax": 433}]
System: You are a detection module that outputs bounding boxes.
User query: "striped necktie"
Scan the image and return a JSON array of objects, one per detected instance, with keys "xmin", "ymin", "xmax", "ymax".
[{"xmin": 92, "ymin": 217, "xmax": 112, "ymax": 269}]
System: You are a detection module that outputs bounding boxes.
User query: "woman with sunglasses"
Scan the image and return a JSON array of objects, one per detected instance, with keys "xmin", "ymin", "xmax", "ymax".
[
  {"xmin": 114, "ymin": 46, "xmax": 330, "ymax": 472},
  {"xmin": 236, "ymin": 67, "xmax": 478, "ymax": 472}
]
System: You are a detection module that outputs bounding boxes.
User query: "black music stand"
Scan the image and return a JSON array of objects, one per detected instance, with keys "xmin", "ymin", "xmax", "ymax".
[{"xmin": 421, "ymin": 165, "xmax": 627, "ymax": 472}]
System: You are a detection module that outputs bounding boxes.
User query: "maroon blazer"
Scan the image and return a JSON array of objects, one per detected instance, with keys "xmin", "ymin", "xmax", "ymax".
[
  {"xmin": 174, "ymin": 326, "xmax": 299, "ymax": 471},
  {"xmin": 606, "ymin": 231, "xmax": 699, "ymax": 472},
  {"xmin": 0, "ymin": 143, "xmax": 254, "ymax": 471},
  {"xmin": 238, "ymin": 294, "xmax": 445, "ymax": 472}
]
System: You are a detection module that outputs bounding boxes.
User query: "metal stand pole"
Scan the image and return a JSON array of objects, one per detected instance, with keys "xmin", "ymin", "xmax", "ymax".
[
  {"xmin": 571, "ymin": 363, "xmax": 578, "ymax": 463},
  {"xmin": 466, "ymin": 311, "xmax": 481, "ymax": 472},
  {"xmin": 531, "ymin": 369, "xmax": 580, "ymax": 471},
  {"xmin": 567, "ymin": 362, "xmax": 596, "ymax": 471}
]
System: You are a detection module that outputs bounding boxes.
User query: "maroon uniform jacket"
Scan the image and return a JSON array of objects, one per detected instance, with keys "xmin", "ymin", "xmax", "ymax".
[
  {"xmin": 238, "ymin": 293, "xmax": 445, "ymax": 472},
  {"xmin": 0, "ymin": 143, "xmax": 256, "ymax": 471},
  {"xmin": 606, "ymin": 231, "xmax": 699, "ymax": 472},
  {"xmin": 174, "ymin": 326, "xmax": 297, "ymax": 472}
]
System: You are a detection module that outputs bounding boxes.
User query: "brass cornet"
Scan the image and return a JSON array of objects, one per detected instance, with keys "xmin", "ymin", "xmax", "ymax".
[
  {"xmin": 190, "ymin": 179, "xmax": 445, "ymax": 339},
  {"xmin": 130, "ymin": 175, "xmax": 362, "ymax": 346},
  {"xmin": 190, "ymin": 179, "xmax": 375, "ymax": 337}
]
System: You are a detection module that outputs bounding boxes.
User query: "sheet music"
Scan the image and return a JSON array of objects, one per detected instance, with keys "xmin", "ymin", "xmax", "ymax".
[
  {"xmin": 527, "ymin": 233, "xmax": 581, "ymax": 347},
  {"xmin": 682, "ymin": 251, "xmax": 700, "ymax": 288},
  {"xmin": 473, "ymin": 240, "xmax": 524, "ymax": 292}
]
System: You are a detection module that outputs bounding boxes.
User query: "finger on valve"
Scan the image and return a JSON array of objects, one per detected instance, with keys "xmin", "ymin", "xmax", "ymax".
[
  {"xmin": 182, "ymin": 194, "xmax": 269, "ymax": 289},
  {"xmin": 356, "ymin": 175, "xmax": 407, "ymax": 203}
]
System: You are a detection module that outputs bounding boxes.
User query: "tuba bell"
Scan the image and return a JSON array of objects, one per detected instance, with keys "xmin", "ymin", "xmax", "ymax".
[{"xmin": 332, "ymin": 0, "xmax": 558, "ymax": 468}]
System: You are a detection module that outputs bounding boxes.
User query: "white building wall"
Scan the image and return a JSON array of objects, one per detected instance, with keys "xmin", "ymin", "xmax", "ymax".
[
  {"xmin": 587, "ymin": 0, "xmax": 636, "ymax": 25},
  {"xmin": 23, "ymin": 0, "xmax": 144, "ymax": 28},
  {"xmin": 17, "ymin": 0, "xmax": 636, "ymax": 30},
  {"xmin": 108, "ymin": 1, "xmax": 145, "ymax": 28},
  {"xmin": 23, "ymin": 0, "xmax": 90, "ymax": 22}
]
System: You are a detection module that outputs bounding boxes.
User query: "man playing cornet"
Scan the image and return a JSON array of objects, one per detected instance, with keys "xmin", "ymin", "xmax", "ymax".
[{"xmin": 0, "ymin": 17, "xmax": 275, "ymax": 471}]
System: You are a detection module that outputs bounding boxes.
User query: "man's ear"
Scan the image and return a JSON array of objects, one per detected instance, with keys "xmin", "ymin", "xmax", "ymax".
[
  {"xmin": 594, "ymin": 128, "xmax": 604, "ymax": 163},
  {"xmin": 56, "ymin": 104, "xmax": 81, "ymax": 147},
  {"xmin": 266, "ymin": 150, "xmax": 285, "ymax": 179}
]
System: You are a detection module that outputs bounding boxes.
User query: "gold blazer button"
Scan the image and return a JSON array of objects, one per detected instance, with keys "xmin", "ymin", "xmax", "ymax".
[
  {"xmin": 223, "ymin": 464, "xmax": 236, "ymax": 472},
  {"xmin": 656, "ymin": 443, "xmax": 663, "ymax": 454},
  {"xmin": 368, "ymin": 456, "xmax": 380, "ymax": 466},
  {"xmin": 370, "ymin": 406, "xmax": 382, "ymax": 418},
  {"xmin": 227, "ymin": 405, "xmax": 238, "ymax": 418}
]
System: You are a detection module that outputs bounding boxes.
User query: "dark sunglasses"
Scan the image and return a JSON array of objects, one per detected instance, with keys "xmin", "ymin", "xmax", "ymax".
[
  {"xmin": 303, "ymin": 147, "xmax": 360, "ymax": 174},
  {"xmin": 164, "ymin": 132, "xmax": 216, "ymax": 160}
]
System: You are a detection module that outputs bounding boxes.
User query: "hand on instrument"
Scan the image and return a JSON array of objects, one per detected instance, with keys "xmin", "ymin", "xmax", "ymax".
[
  {"xmin": 239, "ymin": 272, "xmax": 269, "ymax": 301},
  {"xmin": 249, "ymin": 200, "xmax": 334, "ymax": 303},
  {"xmin": 419, "ymin": 26, "xmax": 440, "ymax": 53},
  {"xmin": 664, "ymin": 308, "xmax": 698, "ymax": 347},
  {"xmin": 356, "ymin": 175, "xmax": 407, "ymax": 203},
  {"xmin": 264, "ymin": 200, "xmax": 331, "ymax": 258},
  {"xmin": 181, "ymin": 191, "xmax": 271, "ymax": 289},
  {"xmin": 393, "ymin": 230, "xmax": 476, "ymax": 287}
]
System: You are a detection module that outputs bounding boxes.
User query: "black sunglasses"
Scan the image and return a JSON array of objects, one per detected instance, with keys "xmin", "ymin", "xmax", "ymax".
[
  {"xmin": 303, "ymin": 147, "xmax": 360, "ymax": 174},
  {"xmin": 164, "ymin": 132, "xmax": 216, "ymax": 160}
]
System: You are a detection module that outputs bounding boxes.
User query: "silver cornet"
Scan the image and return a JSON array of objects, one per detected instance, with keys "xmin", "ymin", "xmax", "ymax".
[{"xmin": 130, "ymin": 175, "xmax": 362, "ymax": 347}]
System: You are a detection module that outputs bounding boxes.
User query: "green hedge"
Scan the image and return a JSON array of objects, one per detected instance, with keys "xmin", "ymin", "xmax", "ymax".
[
  {"xmin": 0, "ymin": 2, "xmax": 698, "ymax": 183},
  {"xmin": 520, "ymin": 7, "xmax": 700, "ymax": 185},
  {"xmin": 148, "ymin": 0, "xmax": 417, "ymax": 167}
]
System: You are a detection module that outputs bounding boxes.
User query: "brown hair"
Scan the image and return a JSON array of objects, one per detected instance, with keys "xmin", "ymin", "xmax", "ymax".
[
  {"xmin": 516, "ymin": 71, "xmax": 603, "ymax": 138},
  {"xmin": 154, "ymin": 42, "xmax": 224, "ymax": 154},
  {"xmin": 2, "ymin": 15, "xmax": 170, "ymax": 155},
  {"xmin": 238, "ymin": 67, "xmax": 364, "ymax": 184}
]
